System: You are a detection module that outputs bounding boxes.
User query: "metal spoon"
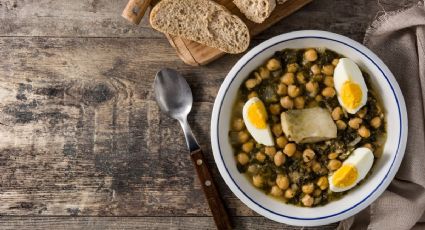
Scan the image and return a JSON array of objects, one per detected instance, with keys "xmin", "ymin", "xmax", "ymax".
[{"xmin": 154, "ymin": 68, "xmax": 232, "ymax": 230}]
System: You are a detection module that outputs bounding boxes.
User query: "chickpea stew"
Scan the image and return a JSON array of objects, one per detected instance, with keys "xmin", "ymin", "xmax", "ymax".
[{"xmin": 229, "ymin": 48, "xmax": 386, "ymax": 207}]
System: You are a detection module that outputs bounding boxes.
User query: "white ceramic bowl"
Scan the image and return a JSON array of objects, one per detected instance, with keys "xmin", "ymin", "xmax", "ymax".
[{"xmin": 211, "ymin": 30, "xmax": 408, "ymax": 226}]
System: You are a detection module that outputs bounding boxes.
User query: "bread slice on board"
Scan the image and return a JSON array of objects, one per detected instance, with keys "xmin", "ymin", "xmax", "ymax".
[
  {"xmin": 233, "ymin": 0, "xmax": 276, "ymax": 23},
  {"xmin": 150, "ymin": 0, "xmax": 250, "ymax": 54}
]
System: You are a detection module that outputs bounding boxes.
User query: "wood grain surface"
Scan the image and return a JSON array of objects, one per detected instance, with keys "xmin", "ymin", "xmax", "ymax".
[{"xmin": 0, "ymin": 0, "xmax": 417, "ymax": 229}]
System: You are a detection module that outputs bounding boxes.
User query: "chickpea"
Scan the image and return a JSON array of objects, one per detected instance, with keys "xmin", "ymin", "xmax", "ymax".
[
  {"xmin": 291, "ymin": 183, "xmax": 299, "ymax": 192},
  {"xmin": 376, "ymin": 104, "xmax": 383, "ymax": 114},
  {"xmin": 336, "ymin": 120, "xmax": 347, "ymax": 130},
  {"xmin": 370, "ymin": 117, "xmax": 382, "ymax": 129},
  {"xmin": 242, "ymin": 141, "xmax": 254, "ymax": 153},
  {"xmin": 276, "ymin": 83, "xmax": 288, "ymax": 96},
  {"xmin": 294, "ymin": 96, "xmax": 305, "ymax": 109},
  {"xmin": 324, "ymin": 76, "xmax": 334, "ymax": 87},
  {"xmin": 283, "ymin": 143, "xmax": 297, "ymax": 157},
  {"xmin": 265, "ymin": 146, "xmax": 277, "ymax": 158},
  {"xmin": 287, "ymin": 63, "xmax": 299, "ymax": 73},
  {"xmin": 296, "ymin": 72, "xmax": 306, "ymax": 84},
  {"xmin": 302, "ymin": 183, "xmax": 315, "ymax": 194},
  {"xmin": 332, "ymin": 58, "xmax": 340, "ymax": 66},
  {"xmin": 281, "ymin": 73, "xmax": 295, "ymax": 85},
  {"xmin": 315, "ymin": 95, "xmax": 323, "ymax": 102},
  {"xmin": 358, "ymin": 125, "xmax": 371, "ymax": 138},
  {"xmin": 276, "ymin": 174, "xmax": 290, "ymax": 190},
  {"xmin": 331, "ymin": 107, "xmax": 343, "ymax": 120},
  {"xmin": 284, "ymin": 188, "xmax": 295, "ymax": 199},
  {"xmin": 374, "ymin": 147, "xmax": 383, "ymax": 158},
  {"xmin": 301, "ymin": 194, "xmax": 314, "ymax": 207},
  {"xmin": 272, "ymin": 123, "xmax": 283, "ymax": 137},
  {"xmin": 312, "ymin": 74, "xmax": 323, "ymax": 82},
  {"xmin": 317, "ymin": 176, "xmax": 329, "ymax": 190},
  {"xmin": 247, "ymin": 164, "xmax": 259, "ymax": 174},
  {"xmin": 328, "ymin": 152, "xmax": 339, "ymax": 160},
  {"xmin": 259, "ymin": 67, "xmax": 270, "ymax": 79},
  {"xmin": 357, "ymin": 107, "xmax": 367, "ymax": 118},
  {"xmin": 245, "ymin": 78, "xmax": 257, "ymax": 90},
  {"xmin": 269, "ymin": 104, "xmax": 281, "ymax": 115},
  {"xmin": 313, "ymin": 189, "xmax": 322, "ymax": 197},
  {"xmin": 312, "ymin": 161, "xmax": 322, "ymax": 173},
  {"xmin": 306, "ymin": 81, "xmax": 319, "ymax": 96},
  {"xmin": 280, "ymin": 96, "xmax": 294, "ymax": 109},
  {"xmin": 310, "ymin": 64, "xmax": 321, "ymax": 75},
  {"xmin": 327, "ymin": 159, "xmax": 342, "ymax": 171},
  {"xmin": 322, "ymin": 65, "xmax": 334, "ymax": 75},
  {"xmin": 288, "ymin": 85, "xmax": 301, "ymax": 98},
  {"xmin": 252, "ymin": 175, "xmax": 264, "ymax": 188},
  {"xmin": 270, "ymin": 185, "xmax": 283, "ymax": 197},
  {"xmin": 238, "ymin": 131, "xmax": 250, "ymax": 143},
  {"xmin": 237, "ymin": 153, "xmax": 250, "ymax": 165},
  {"xmin": 322, "ymin": 87, "xmax": 336, "ymax": 98},
  {"xmin": 266, "ymin": 58, "xmax": 281, "ymax": 71},
  {"xmin": 348, "ymin": 118, "xmax": 363, "ymax": 129},
  {"xmin": 254, "ymin": 72, "xmax": 262, "ymax": 84},
  {"xmin": 363, "ymin": 143, "xmax": 374, "ymax": 151},
  {"xmin": 274, "ymin": 151, "xmax": 286, "ymax": 166},
  {"xmin": 303, "ymin": 149, "xmax": 315, "ymax": 162},
  {"xmin": 256, "ymin": 152, "xmax": 266, "ymax": 162},
  {"xmin": 247, "ymin": 91, "xmax": 258, "ymax": 99},
  {"xmin": 304, "ymin": 49, "xmax": 318, "ymax": 62},
  {"xmin": 232, "ymin": 118, "xmax": 245, "ymax": 131},
  {"xmin": 276, "ymin": 136, "xmax": 288, "ymax": 148}
]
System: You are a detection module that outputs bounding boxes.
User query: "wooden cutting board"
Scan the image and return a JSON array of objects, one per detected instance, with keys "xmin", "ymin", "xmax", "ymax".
[{"xmin": 123, "ymin": 0, "xmax": 312, "ymax": 66}]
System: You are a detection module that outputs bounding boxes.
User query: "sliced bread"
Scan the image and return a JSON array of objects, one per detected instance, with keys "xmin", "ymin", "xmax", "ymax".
[
  {"xmin": 150, "ymin": 0, "xmax": 250, "ymax": 54},
  {"xmin": 233, "ymin": 0, "xmax": 276, "ymax": 23}
]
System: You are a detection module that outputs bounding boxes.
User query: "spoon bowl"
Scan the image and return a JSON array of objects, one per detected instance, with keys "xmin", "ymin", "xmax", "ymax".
[{"xmin": 154, "ymin": 68, "xmax": 193, "ymax": 120}]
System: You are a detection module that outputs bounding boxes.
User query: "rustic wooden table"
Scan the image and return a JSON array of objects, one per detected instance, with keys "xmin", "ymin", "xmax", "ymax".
[{"xmin": 0, "ymin": 0, "xmax": 415, "ymax": 229}]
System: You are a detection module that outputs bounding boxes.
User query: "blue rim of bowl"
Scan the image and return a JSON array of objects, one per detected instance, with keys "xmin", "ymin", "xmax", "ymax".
[{"xmin": 216, "ymin": 36, "xmax": 402, "ymax": 220}]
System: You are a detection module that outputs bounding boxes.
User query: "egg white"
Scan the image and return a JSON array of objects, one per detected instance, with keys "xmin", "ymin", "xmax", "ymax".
[
  {"xmin": 242, "ymin": 97, "xmax": 274, "ymax": 146},
  {"xmin": 329, "ymin": 147, "xmax": 374, "ymax": 192},
  {"xmin": 334, "ymin": 58, "xmax": 368, "ymax": 114}
]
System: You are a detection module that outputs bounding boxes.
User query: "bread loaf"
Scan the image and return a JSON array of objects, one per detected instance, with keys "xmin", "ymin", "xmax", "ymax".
[
  {"xmin": 233, "ymin": 0, "xmax": 276, "ymax": 23},
  {"xmin": 150, "ymin": 0, "xmax": 250, "ymax": 54}
]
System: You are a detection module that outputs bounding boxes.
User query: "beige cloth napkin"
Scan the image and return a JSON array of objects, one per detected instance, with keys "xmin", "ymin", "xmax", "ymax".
[{"xmin": 338, "ymin": 2, "xmax": 425, "ymax": 230}]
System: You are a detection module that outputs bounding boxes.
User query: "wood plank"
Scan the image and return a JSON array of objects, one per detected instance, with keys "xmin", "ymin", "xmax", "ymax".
[
  {"xmin": 0, "ymin": 0, "xmax": 417, "ymax": 42},
  {"xmin": 0, "ymin": 216, "xmax": 338, "ymax": 229},
  {"xmin": 0, "ymin": 0, "xmax": 160, "ymax": 37},
  {"xmin": 0, "ymin": 36, "xmax": 253, "ymax": 216},
  {"xmin": 1, "ymin": 0, "xmax": 413, "ymax": 40}
]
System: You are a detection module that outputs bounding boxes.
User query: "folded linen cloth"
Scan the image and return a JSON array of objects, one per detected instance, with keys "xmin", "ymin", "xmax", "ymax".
[{"xmin": 338, "ymin": 2, "xmax": 425, "ymax": 230}]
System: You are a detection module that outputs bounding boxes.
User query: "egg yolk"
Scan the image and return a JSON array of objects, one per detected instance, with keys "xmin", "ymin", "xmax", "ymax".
[
  {"xmin": 332, "ymin": 164, "xmax": 358, "ymax": 188},
  {"xmin": 247, "ymin": 101, "xmax": 268, "ymax": 129},
  {"xmin": 340, "ymin": 81, "xmax": 363, "ymax": 109}
]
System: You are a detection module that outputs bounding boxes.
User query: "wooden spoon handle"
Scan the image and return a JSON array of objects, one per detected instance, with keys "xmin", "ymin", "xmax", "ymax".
[
  {"xmin": 190, "ymin": 149, "xmax": 232, "ymax": 230},
  {"xmin": 121, "ymin": 0, "xmax": 153, "ymax": 25}
]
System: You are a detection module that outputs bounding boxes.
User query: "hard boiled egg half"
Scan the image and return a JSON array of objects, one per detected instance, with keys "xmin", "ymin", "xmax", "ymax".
[
  {"xmin": 242, "ymin": 97, "xmax": 274, "ymax": 146},
  {"xmin": 334, "ymin": 58, "xmax": 368, "ymax": 114},
  {"xmin": 329, "ymin": 147, "xmax": 374, "ymax": 192}
]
